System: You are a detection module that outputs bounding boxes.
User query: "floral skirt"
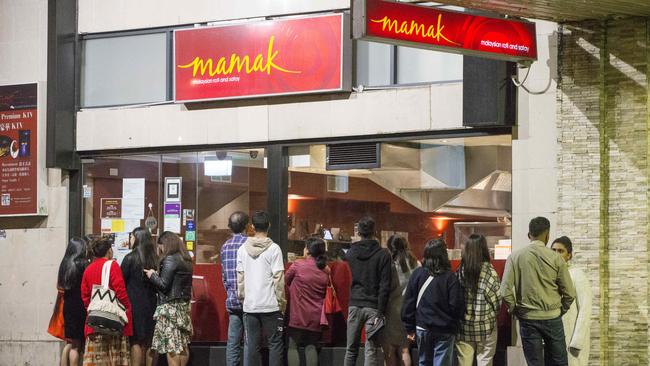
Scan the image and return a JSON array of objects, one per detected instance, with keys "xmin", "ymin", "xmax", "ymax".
[
  {"xmin": 151, "ymin": 300, "xmax": 193, "ymax": 354},
  {"xmin": 82, "ymin": 334, "xmax": 130, "ymax": 366}
]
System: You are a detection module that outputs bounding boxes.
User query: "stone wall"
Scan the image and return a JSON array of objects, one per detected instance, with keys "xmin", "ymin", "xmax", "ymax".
[
  {"xmin": 0, "ymin": 0, "xmax": 70, "ymax": 364},
  {"xmin": 557, "ymin": 17, "xmax": 650, "ymax": 365}
]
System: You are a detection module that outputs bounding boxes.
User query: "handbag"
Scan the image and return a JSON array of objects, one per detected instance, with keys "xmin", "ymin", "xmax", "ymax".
[
  {"xmin": 324, "ymin": 274, "xmax": 342, "ymax": 314},
  {"xmin": 47, "ymin": 288, "xmax": 65, "ymax": 340},
  {"xmin": 86, "ymin": 260, "xmax": 128, "ymax": 335}
]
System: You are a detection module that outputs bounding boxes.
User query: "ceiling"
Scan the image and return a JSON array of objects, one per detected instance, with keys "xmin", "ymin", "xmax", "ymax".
[{"xmin": 406, "ymin": 0, "xmax": 650, "ymax": 22}]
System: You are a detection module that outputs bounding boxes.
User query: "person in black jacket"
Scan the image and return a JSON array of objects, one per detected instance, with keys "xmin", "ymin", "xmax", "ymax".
[
  {"xmin": 344, "ymin": 216, "xmax": 392, "ymax": 366},
  {"xmin": 401, "ymin": 238, "xmax": 464, "ymax": 366},
  {"xmin": 121, "ymin": 227, "xmax": 159, "ymax": 366},
  {"xmin": 144, "ymin": 231, "xmax": 193, "ymax": 366},
  {"xmin": 57, "ymin": 237, "xmax": 89, "ymax": 366}
]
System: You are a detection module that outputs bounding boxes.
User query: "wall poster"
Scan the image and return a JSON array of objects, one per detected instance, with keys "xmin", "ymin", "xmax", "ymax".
[{"xmin": 0, "ymin": 83, "xmax": 39, "ymax": 216}]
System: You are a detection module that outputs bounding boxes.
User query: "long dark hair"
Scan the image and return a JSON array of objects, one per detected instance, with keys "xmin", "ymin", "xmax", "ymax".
[
  {"xmin": 422, "ymin": 238, "xmax": 451, "ymax": 277},
  {"xmin": 57, "ymin": 237, "xmax": 89, "ymax": 290},
  {"xmin": 306, "ymin": 237, "xmax": 327, "ymax": 270},
  {"xmin": 132, "ymin": 227, "xmax": 159, "ymax": 270},
  {"xmin": 387, "ymin": 235, "xmax": 418, "ymax": 274},
  {"xmin": 158, "ymin": 231, "xmax": 192, "ymax": 264},
  {"xmin": 459, "ymin": 234, "xmax": 491, "ymax": 295}
]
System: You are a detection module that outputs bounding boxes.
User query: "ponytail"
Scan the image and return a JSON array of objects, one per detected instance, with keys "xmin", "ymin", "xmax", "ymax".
[{"xmin": 306, "ymin": 237, "xmax": 327, "ymax": 270}]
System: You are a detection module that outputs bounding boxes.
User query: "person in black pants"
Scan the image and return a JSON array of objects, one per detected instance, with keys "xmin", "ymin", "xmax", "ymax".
[{"xmin": 344, "ymin": 216, "xmax": 392, "ymax": 366}]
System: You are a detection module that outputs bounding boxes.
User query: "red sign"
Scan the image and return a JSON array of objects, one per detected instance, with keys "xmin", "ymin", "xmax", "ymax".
[
  {"xmin": 174, "ymin": 14, "xmax": 349, "ymax": 102},
  {"xmin": 0, "ymin": 83, "xmax": 38, "ymax": 216},
  {"xmin": 353, "ymin": 0, "xmax": 537, "ymax": 62}
]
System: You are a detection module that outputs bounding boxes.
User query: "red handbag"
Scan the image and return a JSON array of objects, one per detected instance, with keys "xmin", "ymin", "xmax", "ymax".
[
  {"xmin": 47, "ymin": 288, "xmax": 65, "ymax": 340},
  {"xmin": 324, "ymin": 274, "xmax": 342, "ymax": 314}
]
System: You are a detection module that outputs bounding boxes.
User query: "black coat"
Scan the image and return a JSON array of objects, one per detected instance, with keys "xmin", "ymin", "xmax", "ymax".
[
  {"xmin": 150, "ymin": 253, "xmax": 193, "ymax": 305},
  {"xmin": 345, "ymin": 239, "xmax": 392, "ymax": 314},
  {"xmin": 121, "ymin": 251, "xmax": 157, "ymax": 341}
]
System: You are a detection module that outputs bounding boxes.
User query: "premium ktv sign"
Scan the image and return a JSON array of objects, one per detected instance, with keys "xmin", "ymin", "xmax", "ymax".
[
  {"xmin": 0, "ymin": 83, "xmax": 38, "ymax": 216},
  {"xmin": 174, "ymin": 13, "xmax": 350, "ymax": 103},
  {"xmin": 353, "ymin": 0, "xmax": 537, "ymax": 62}
]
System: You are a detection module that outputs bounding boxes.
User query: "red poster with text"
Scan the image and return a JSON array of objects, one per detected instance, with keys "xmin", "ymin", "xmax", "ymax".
[
  {"xmin": 360, "ymin": 0, "xmax": 537, "ymax": 62},
  {"xmin": 0, "ymin": 108, "xmax": 37, "ymax": 215},
  {"xmin": 174, "ymin": 14, "xmax": 346, "ymax": 102}
]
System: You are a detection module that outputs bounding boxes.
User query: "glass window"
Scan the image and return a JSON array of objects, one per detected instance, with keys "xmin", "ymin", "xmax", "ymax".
[
  {"xmin": 80, "ymin": 33, "xmax": 168, "ymax": 107},
  {"xmin": 196, "ymin": 149, "xmax": 267, "ymax": 264},
  {"xmin": 286, "ymin": 135, "xmax": 511, "ymax": 261},
  {"xmin": 396, "ymin": 47, "xmax": 463, "ymax": 84}
]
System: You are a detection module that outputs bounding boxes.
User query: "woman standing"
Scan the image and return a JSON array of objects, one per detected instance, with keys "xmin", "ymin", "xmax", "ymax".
[
  {"xmin": 286, "ymin": 237, "xmax": 330, "ymax": 366},
  {"xmin": 455, "ymin": 234, "xmax": 501, "ymax": 366},
  {"xmin": 57, "ymin": 237, "xmax": 90, "ymax": 366},
  {"xmin": 121, "ymin": 227, "xmax": 159, "ymax": 366},
  {"xmin": 401, "ymin": 239, "xmax": 464, "ymax": 366},
  {"xmin": 145, "ymin": 231, "xmax": 193, "ymax": 366},
  {"xmin": 81, "ymin": 236, "xmax": 133, "ymax": 366},
  {"xmin": 383, "ymin": 235, "xmax": 419, "ymax": 366}
]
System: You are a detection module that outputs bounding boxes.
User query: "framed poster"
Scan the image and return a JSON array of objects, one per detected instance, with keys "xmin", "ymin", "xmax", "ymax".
[
  {"xmin": 165, "ymin": 177, "xmax": 182, "ymax": 202},
  {"xmin": 0, "ymin": 83, "xmax": 43, "ymax": 216}
]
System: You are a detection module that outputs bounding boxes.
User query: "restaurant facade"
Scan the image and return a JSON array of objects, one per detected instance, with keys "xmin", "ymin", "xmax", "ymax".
[{"xmin": 4, "ymin": 0, "xmax": 650, "ymax": 365}]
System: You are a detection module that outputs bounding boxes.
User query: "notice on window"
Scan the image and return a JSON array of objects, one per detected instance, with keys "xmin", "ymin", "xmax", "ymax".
[
  {"xmin": 122, "ymin": 178, "xmax": 145, "ymax": 219},
  {"xmin": 494, "ymin": 239, "xmax": 512, "ymax": 260},
  {"xmin": 164, "ymin": 202, "xmax": 182, "ymax": 234},
  {"xmin": 123, "ymin": 178, "xmax": 145, "ymax": 198}
]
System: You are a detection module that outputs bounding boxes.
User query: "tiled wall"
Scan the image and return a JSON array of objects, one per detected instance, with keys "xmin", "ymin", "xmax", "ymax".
[{"xmin": 557, "ymin": 17, "xmax": 650, "ymax": 365}]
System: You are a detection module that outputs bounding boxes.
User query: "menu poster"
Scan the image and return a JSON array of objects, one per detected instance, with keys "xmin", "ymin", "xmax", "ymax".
[
  {"xmin": 100, "ymin": 198, "xmax": 122, "ymax": 218},
  {"xmin": 0, "ymin": 83, "xmax": 38, "ymax": 216}
]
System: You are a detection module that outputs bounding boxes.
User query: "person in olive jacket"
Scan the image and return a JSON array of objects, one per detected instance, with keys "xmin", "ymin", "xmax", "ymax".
[{"xmin": 144, "ymin": 231, "xmax": 193, "ymax": 366}]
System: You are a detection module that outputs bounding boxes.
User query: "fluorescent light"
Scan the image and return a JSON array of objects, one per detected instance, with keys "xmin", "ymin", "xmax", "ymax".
[{"xmin": 204, "ymin": 158, "xmax": 232, "ymax": 176}]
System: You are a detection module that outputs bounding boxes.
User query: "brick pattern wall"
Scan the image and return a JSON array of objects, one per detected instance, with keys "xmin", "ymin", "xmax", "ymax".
[{"xmin": 557, "ymin": 18, "xmax": 649, "ymax": 365}]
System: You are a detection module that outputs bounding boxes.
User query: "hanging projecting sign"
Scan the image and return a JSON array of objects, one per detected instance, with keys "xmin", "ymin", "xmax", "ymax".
[
  {"xmin": 174, "ymin": 13, "xmax": 351, "ymax": 103},
  {"xmin": 0, "ymin": 83, "xmax": 39, "ymax": 216},
  {"xmin": 352, "ymin": 0, "xmax": 537, "ymax": 62}
]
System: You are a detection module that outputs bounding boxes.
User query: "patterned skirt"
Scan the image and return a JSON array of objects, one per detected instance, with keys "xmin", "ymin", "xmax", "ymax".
[
  {"xmin": 82, "ymin": 334, "xmax": 130, "ymax": 366},
  {"xmin": 151, "ymin": 300, "xmax": 193, "ymax": 354}
]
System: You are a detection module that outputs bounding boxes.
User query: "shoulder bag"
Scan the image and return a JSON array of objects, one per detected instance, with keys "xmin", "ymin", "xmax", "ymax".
[{"xmin": 86, "ymin": 260, "xmax": 128, "ymax": 335}]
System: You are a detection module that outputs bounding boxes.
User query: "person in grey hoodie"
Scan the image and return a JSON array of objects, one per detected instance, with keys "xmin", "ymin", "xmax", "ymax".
[
  {"xmin": 236, "ymin": 210, "xmax": 286, "ymax": 366},
  {"xmin": 344, "ymin": 216, "xmax": 392, "ymax": 366}
]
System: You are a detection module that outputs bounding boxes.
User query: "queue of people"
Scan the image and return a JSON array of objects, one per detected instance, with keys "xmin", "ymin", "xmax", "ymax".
[{"xmin": 54, "ymin": 212, "xmax": 591, "ymax": 366}]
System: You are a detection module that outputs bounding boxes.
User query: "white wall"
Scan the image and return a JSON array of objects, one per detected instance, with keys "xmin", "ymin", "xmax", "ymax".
[
  {"xmin": 76, "ymin": 83, "xmax": 465, "ymax": 151},
  {"xmin": 79, "ymin": 0, "xmax": 350, "ymax": 33},
  {"xmin": 0, "ymin": 0, "xmax": 68, "ymax": 364},
  {"xmin": 511, "ymin": 20, "xmax": 559, "ymax": 252}
]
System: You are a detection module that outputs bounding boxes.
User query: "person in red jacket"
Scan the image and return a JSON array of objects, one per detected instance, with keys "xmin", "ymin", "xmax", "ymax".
[{"xmin": 81, "ymin": 236, "xmax": 133, "ymax": 366}]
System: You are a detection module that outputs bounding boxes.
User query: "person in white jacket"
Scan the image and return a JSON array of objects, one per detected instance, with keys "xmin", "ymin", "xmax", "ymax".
[{"xmin": 551, "ymin": 236, "xmax": 592, "ymax": 366}]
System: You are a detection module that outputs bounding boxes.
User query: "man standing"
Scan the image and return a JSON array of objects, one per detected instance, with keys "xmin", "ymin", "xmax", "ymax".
[
  {"xmin": 551, "ymin": 236, "xmax": 592, "ymax": 366},
  {"xmin": 500, "ymin": 217, "xmax": 576, "ymax": 366},
  {"xmin": 237, "ymin": 211, "xmax": 286, "ymax": 366},
  {"xmin": 220, "ymin": 211, "xmax": 249, "ymax": 366},
  {"xmin": 344, "ymin": 216, "xmax": 392, "ymax": 366}
]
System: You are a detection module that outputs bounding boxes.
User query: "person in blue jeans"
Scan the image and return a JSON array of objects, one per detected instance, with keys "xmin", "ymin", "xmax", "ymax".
[
  {"xmin": 401, "ymin": 239, "xmax": 464, "ymax": 366},
  {"xmin": 219, "ymin": 211, "xmax": 250, "ymax": 366}
]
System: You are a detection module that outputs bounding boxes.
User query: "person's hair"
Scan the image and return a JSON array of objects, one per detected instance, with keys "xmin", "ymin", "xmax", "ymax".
[
  {"xmin": 132, "ymin": 227, "xmax": 159, "ymax": 270},
  {"xmin": 158, "ymin": 231, "xmax": 192, "ymax": 263},
  {"xmin": 552, "ymin": 236, "xmax": 573, "ymax": 255},
  {"xmin": 306, "ymin": 237, "xmax": 327, "ymax": 270},
  {"xmin": 251, "ymin": 211, "xmax": 270, "ymax": 232},
  {"xmin": 387, "ymin": 234, "xmax": 418, "ymax": 274},
  {"xmin": 459, "ymin": 234, "xmax": 491, "ymax": 295},
  {"xmin": 228, "ymin": 211, "xmax": 249, "ymax": 234},
  {"xmin": 422, "ymin": 238, "xmax": 451, "ymax": 276},
  {"xmin": 358, "ymin": 216, "xmax": 375, "ymax": 238},
  {"xmin": 91, "ymin": 236, "xmax": 113, "ymax": 258},
  {"xmin": 57, "ymin": 237, "xmax": 88, "ymax": 290},
  {"xmin": 529, "ymin": 216, "xmax": 550, "ymax": 238}
]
